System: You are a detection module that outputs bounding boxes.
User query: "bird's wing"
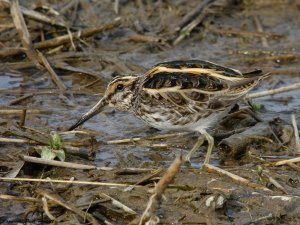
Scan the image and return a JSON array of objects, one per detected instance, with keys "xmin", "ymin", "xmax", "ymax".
[{"xmin": 140, "ymin": 60, "xmax": 266, "ymax": 111}]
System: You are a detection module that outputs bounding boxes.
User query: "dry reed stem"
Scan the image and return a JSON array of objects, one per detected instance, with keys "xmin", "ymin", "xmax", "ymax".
[
  {"xmin": 107, "ymin": 132, "xmax": 188, "ymax": 144},
  {"xmin": 0, "ymin": 177, "xmax": 134, "ymax": 187},
  {"xmin": 264, "ymin": 173, "xmax": 288, "ymax": 194},
  {"xmin": 252, "ymin": 15, "xmax": 269, "ymax": 47},
  {"xmin": 176, "ymin": 0, "xmax": 214, "ymax": 30},
  {"xmin": 0, "ymin": 108, "xmax": 52, "ymax": 114},
  {"xmin": 291, "ymin": 114, "xmax": 300, "ymax": 152},
  {"xmin": 9, "ymin": 94, "xmax": 33, "ymax": 105},
  {"xmin": 114, "ymin": 0, "xmax": 119, "ymax": 14},
  {"xmin": 42, "ymin": 197, "xmax": 56, "ymax": 221},
  {"xmin": 37, "ymin": 51, "xmax": 67, "ymax": 90},
  {"xmin": 135, "ymin": 167, "xmax": 164, "ymax": 186},
  {"xmin": 173, "ymin": 0, "xmax": 215, "ymax": 45},
  {"xmin": 10, "ymin": 0, "xmax": 68, "ymax": 93},
  {"xmin": 19, "ymin": 109, "xmax": 26, "ymax": 127},
  {"xmin": 101, "ymin": 193, "xmax": 137, "ymax": 215},
  {"xmin": 140, "ymin": 155, "xmax": 182, "ymax": 224},
  {"xmin": 2, "ymin": 0, "xmax": 67, "ymax": 27},
  {"xmin": 0, "ymin": 18, "xmax": 121, "ymax": 58},
  {"xmin": 247, "ymin": 83, "xmax": 300, "ymax": 99},
  {"xmin": 35, "ymin": 188, "xmax": 98, "ymax": 224},
  {"xmin": 203, "ymin": 164, "xmax": 272, "ymax": 192},
  {"xmin": 10, "ymin": 0, "xmax": 41, "ymax": 67},
  {"xmin": 0, "ymin": 194, "xmax": 41, "ymax": 203},
  {"xmin": 0, "ymin": 137, "xmax": 37, "ymax": 144},
  {"xmin": 128, "ymin": 34, "xmax": 164, "ymax": 44},
  {"xmin": 287, "ymin": 162, "xmax": 300, "ymax": 172},
  {"xmin": 23, "ymin": 155, "xmax": 96, "ymax": 170},
  {"xmin": 209, "ymin": 26, "xmax": 283, "ymax": 39},
  {"xmin": 23, "ymin": 155, "xmax": 155, "ymax": 172},
  {"xmin": 274, "ymin": 157, "xmax": 300, "ymax": 166}
]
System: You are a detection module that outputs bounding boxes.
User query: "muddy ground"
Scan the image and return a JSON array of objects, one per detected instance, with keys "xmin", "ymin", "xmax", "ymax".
[{"xmin": 0, "ymin": 0, "xmax": 300, "ymax": 224}]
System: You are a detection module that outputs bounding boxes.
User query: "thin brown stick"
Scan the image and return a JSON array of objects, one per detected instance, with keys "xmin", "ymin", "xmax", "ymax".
[
  {"xmin": 19, "ymin": 109, "xmax": 26, "ymax": 127},
  {"xmin": 100, "ymin": 193, "xmax": 136, "ymax": 215},
  {"xmin": 287, "ymin": 162, "xmax": 300, "ymax": 172},
  {"xmin": 140, "ymin": 155, "xmax": 182, "ymax": 224},
  {"xmin": 0, "ymin": 18, "xmax": 121, "ymax": 58},
  {"xmin": 0, "ymin": 108, "xmax": 52, "ymax": 115},
  {"xmin": 10, "ymin": 0, "xmax": 41, "ymax": 67},
  {"xmin": 0, "ymin": 194, "xmax": 41, "ymax": 203},
  {"xmin": 274, "ymin": 157, "xmax": 300, "ymax": 166},
  {"xmin": 134, "ymin": 167, "xmax": 163, "ymax": 186},
  {"xmin": 2, "ymin": 0, "xmax": 68, "ymax": 27},
  {"xmin": 176, "ymin": 0, "xmax": 214, "ymax": 30},
  {"xmin": 247, "ymin": 83, "xmax": 300, "ymax": 99},
  {"xmin": 42, "ymin": 197, "xmax": 56, "ymax": 221},
  {"xmin": 173, "ymin": 0, "xmax": 215, "ymax": 45},
  {"xmin": 0, "ymin": 177, "xmax": 135, "ymax": 187},
  {"xmin": 23, "ymin": 155, "xmax": 96, "ymax": 170},
  {"xmin": 128, "ymin": 34, "xmax": 164, "ymax": 44},
  {"xmin": 209, "ymin": 26, "xmax": 283, "ymax": 39},
  {"xmin": 10, "ymin": 0, "xmax": 67, "ymax": 92},
  {"xmin": 22, "ymin": 156, "xmax": 152, "ymax": 172},
  {"xmin": 252, "ymin": 15, "xmax": 269, "ymax": 47},
  {"xmin": 154, "ymin": 156, "xmax": 182, "ymax": 197},
  {"xmin": 22, "ymin": 7, "xmax": 67, "ymax": 27},
  {"xmin": 264, "ymin": 173, "xmax": 288, "ymax": 194},
  {"xmin": 37, "ymin": 51, "xmax": 67, "ymax": 90},
  {"xmin": 35, "ymin": 188, "xmax": 98, "ymax": 225},
  {"xmin": 203, "ymin": 164, "xmax": 272, "ymax": 192},
  {"xmin": 9, "ymin": 94, "xmax": 33, "ymax": 105},
  {"xmin": 0, "ymin": 137, "xmax": 37, "ymax": 144},
  {"xmin": 106, "ymin": 132, "xmax": 189, "ymax": 144}
]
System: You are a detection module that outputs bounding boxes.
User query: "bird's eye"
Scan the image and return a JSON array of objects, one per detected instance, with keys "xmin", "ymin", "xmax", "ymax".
[{"xmin": 116, "ymin": 83, "xmax": 124, "ymax": 91}]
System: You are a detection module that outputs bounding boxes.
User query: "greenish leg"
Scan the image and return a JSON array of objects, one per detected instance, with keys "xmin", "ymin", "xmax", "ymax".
[
  {"xmin": 184, "ymin": 134, "xmax": 205, "ymax": 163},
  {"xmin": 202, "ymin": 130, "xmax": 214, "ymax": 165}
]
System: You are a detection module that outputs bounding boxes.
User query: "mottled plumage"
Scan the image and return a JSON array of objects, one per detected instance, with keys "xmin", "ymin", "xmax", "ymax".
[{"xmin": 69, "ymin": 60, "xmax": 267, "ymax": 164}]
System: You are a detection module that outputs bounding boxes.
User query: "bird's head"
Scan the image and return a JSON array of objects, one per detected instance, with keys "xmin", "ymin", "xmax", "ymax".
[{"xmin": 69, "ymin": 76, "xmax": 139, "ymax": 130}]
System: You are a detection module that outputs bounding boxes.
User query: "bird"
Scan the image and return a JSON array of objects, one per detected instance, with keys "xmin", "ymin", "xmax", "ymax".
[{"xmin": 69, "ymin": 60, "xmax": 268, "ymax": 165}]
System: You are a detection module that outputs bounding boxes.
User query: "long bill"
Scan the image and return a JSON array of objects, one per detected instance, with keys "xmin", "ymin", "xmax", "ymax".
[{"xmin": 68, "ymin": 97, "xmax": 108, "ymax": 131}]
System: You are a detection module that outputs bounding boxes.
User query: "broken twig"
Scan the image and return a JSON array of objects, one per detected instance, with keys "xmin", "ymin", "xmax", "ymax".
[
  {"xmin": 291, "ymin": 114, "xmax": 300, "ymax": 152},
  {"xmin": 23, "ymin": 155, "xmax": 96, "ymax": 170},
  {"xmin": 140, "ymin": 155, "xmax": 182, "ymax": 225},
  {"xmin": 203, "ymin": 164, "xmax": 272, "ymax": 192},
  {"xmin": 274, "ymin": 157, "xmax": 300, "ymax": 166},
  {"xmin": 0, "ymin": 177, "xmax": 135, "ymax": 187},
  {"xmin": 247, "ymin": 83, "xmax": 300, "ymax": 99}
]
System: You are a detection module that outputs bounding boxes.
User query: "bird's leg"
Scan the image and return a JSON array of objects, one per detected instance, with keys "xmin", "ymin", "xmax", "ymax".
[
  {"xmin": 201, "ymin": 130, "xmax": 214, "ymax": 165},
  {"xmin": 243, "ymin": 99, "xmax": 262, "ymax": 122},
  {"xmin": 244, "ymin": 107, "xmax": 262, "ymax": 122},
  {"xmin": 184, "ymin": 134, "xmax": 205, "ymax": 163}
]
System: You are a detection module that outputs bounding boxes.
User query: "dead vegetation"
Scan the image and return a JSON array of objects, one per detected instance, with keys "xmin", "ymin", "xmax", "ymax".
[{"xmin": 0, "ymin": 0, "xmax": 300, "ymax": 224}]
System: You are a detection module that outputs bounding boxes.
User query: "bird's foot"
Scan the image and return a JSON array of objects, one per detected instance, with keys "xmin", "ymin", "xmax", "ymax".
[{"xmin": 183, "ymin": 155, "xmax": 192, "ymax": 166}]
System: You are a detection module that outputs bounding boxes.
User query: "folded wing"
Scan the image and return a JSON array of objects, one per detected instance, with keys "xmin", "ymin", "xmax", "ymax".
[{"xmin": 140, "ymin": 60, "xmax": 266, "ymax": 111}]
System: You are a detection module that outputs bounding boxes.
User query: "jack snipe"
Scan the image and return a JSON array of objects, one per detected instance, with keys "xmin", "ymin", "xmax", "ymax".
[{"xmin": 69, "ymin": 60, "xmax": 267, "ymax": 164}]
